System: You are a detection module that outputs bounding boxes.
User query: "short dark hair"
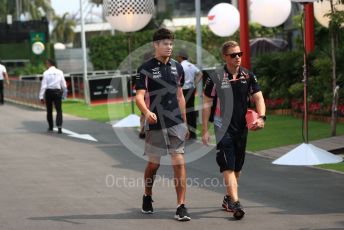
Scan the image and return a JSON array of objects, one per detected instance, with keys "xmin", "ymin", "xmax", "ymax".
[
  {"xmin": 153, "ymin": 28, "xmax": 174, "ymax": 42},
  {"xmin": 177, "ymin": 49, "xmax": 189, "ymax": 60},
  {"xmin": 222, "ymin": 41, "xmax": 240, "ymax": 54},
  {"xmin": 46, "ymin": 59, "xmax": 56, "ymax": 66}
]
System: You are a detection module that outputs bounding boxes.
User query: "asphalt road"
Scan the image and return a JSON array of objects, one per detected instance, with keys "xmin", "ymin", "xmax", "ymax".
[{"xmin": 0, "ymin": 103, "xmax": 343, "ymax": 230}]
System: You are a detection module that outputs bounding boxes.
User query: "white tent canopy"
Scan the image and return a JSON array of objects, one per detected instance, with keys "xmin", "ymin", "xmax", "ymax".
[
  {"xmin": 112, "ymin": 114, "xmax": 140, "ymax": 128},
  {"xmin": 272, "ymin": 143, "xmax": 343, "ymax": 166}
]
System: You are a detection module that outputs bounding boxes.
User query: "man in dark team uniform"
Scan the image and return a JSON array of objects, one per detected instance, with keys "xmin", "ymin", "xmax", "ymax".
[
  {"xmin": 202, "ymin": 41, "xmax": 266, "ymax": 220},
  {"xmin": 135, "ymin": 28, "xmax": 190, "ymax": 221}
]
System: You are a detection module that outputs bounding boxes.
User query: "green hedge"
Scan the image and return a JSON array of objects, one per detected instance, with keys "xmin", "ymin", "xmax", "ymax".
[
  {"xmin": 88, "ymin": 23, "xmax": 343, "ymax": 110},
  {"xmin": 89, "ymin": 26, "xmax": 238, "ymax": 70},
  {"xmin": 88, "ymin": 24, "xmax": 285, "ymax": 70},
  {"xmin": 251, "ymin": 26, "xmax": 344, "ymax": 111}
]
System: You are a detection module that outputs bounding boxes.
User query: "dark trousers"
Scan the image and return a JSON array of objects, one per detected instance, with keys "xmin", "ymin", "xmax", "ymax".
[
  {"xmin": 45, "ymin": 89, "xmax": 63, "ymax": 129},
  {"xmin": 183, "ymin": 88, "xmax": 197, "ymax": 138},
  {"xmin": 0, "ymin": 80, "xmax": 4, "ymax": 104}
]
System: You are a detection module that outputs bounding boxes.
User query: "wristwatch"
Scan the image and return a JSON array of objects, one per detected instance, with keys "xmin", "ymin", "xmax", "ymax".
[{"xmin": 259, "ymin": 115, "xmax": 266, "ymax": 121}]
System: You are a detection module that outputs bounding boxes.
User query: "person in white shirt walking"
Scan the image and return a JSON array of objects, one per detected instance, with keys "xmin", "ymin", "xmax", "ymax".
[
  {"xmin": 177, "ymin": 50, "xmax": 203, "ymax": 139},
  {"xmin": 39, "ymin": 59, "xmax": 67, "ymax": 134},
  {"xmin": 0, "ymin": 62, "xmax": 10, "ymax": 105}
]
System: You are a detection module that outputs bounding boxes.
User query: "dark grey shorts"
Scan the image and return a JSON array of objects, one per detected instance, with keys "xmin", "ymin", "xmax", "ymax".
[
  {"xmin": 144, "ymin": 123, "xmax": 187, "ymax": 156},
  {"xmin": 214, "ymin": 126, "xmax": 248, "ymax": 172}
]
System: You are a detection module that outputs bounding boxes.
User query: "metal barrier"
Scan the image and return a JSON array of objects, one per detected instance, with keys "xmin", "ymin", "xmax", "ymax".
[
  {"xmin": 19, "ymin": 72, "xmax": 134, "ymax": 103},
  {"xmin": 5, "ymin": 72, "xmax": 132, "ymax": 106},
  {"xmin": 4, "ymin": 68, "xmax": 215, "ymax": 107},
  {"xmin": 4, "ymin": 79, "xmax": 44, "ymax": 109}
]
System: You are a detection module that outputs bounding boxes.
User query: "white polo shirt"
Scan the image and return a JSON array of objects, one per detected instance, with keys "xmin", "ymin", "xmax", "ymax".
[
  {"xmin": 0, "ymin": 64, "xmax": 7, "ymax": 80},
  {"xmin": 180, "ymin": 60, "xmax": 201, "ymax": 90},
  {"xmin": 39, "ymin": 66, "xmax": 67, "ymax": 99}
]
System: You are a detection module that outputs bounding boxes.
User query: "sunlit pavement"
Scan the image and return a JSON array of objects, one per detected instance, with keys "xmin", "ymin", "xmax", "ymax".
[{"xmin": 0, "ymin": 103, "xmax": 343, "ymax": 230}]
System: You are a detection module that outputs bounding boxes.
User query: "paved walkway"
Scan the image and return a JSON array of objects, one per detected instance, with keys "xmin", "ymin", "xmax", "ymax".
[{"xmin": 0, "ymin": 103, "xmax": 343, "ymax": 230}]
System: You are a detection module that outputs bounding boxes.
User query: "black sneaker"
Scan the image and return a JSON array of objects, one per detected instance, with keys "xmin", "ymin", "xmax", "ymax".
[
  {"xmin": 141, "ymin": 195, "xmax": 154, "ymax": 214},
  {"xmin": 47, "ymin": 128, "xmax": 53, "ymax": 132},
  {"xmin": 222, "ymin": 195, "xmax": 234, "ymax": 212},
  {"xmin": 58, "ymin": 128, "xmax": 62, "ymax": 134},
  {"xmin": 175, "ymin": 204, "xmax": 191, "ymax": 221},
  {"xmin": 232, "ymin": 201, "xmax": 245, "ymax": 220}
]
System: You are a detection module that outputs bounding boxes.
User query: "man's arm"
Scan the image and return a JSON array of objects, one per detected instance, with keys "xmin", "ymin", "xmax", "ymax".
[
  {"xmin": 3, "ymin": 71, "xmax": 9, "ymax": 85},
  {"xmin": 252, "ymin": 91, "xmax": 266, "ymax": 117},
  {"xmin": 135, "ymin": 89, "xmax": 157, "ymax": 124},
  {"xmin": 202, "ymin": 94, "xmax": 213, "ymax": 145},
  {"xmin": 194, "ymin": 71, "xmax": 203, "ymax": 86},
  {"xmin": 39, "ymin": 75, "xmax": 47, "ymax": 101},
  {"xmin": 251, "ymin": 91, "xmax": 266, "ymax": 130},
  {"xmin": 177, "ymin": 86, "xmax": 187, "ymax": 123},
  {"xmin": 61, "ymin": 71, "xmax": 68, "ymax": 99},
  {"xmin": 177, "ymin": 86, "xmax": 189, "ymax": 138}
]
